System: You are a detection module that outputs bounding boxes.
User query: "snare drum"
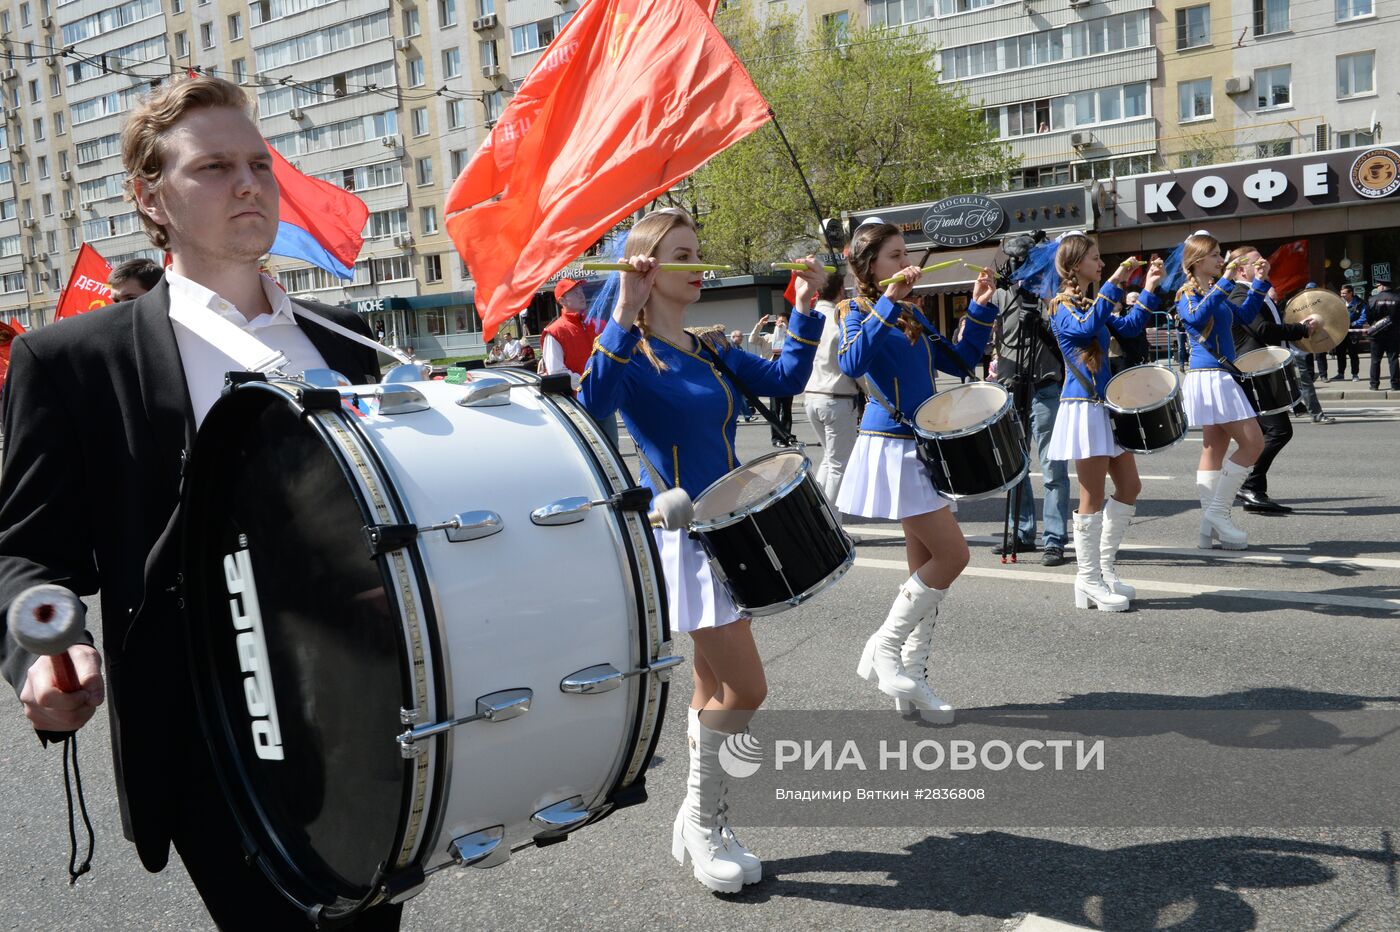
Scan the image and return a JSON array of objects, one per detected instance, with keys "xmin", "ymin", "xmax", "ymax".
[
  {"xmin": 1104, "ymin": 364, "xmax": 1189, "ymax": 454},
  {"xmin": 911, "ymin": 382, "xmax": 1027, "ymax": 500},
  {"xmin": 1235, "ymin": 346, "xmax": 1300, "ymax": 415},
  {"xmin": 181, "ymin": 370, "xmax": 671, "ymax": 919},
  {"xmin": 690, "ymin": 451, "xmax": 854, "ymax": 616}
]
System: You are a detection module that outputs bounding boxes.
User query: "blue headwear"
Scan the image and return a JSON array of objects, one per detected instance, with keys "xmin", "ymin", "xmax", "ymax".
[
  {"xmin": 585, "ymin": 228, "xmax": 631, "ymax": 326},
  {"xmin": 1009, "ymin": 231, "xmax": 1089, "ymax": 301}
]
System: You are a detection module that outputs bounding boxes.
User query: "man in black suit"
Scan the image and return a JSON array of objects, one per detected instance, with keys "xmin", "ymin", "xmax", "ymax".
[
  {"xmin": 1225, "ymin": 246, "xmax": 1316, "ymax": 515},
  {"xmin": 0, "ymin": 76, "xmax": 398, "ymax": 928}
]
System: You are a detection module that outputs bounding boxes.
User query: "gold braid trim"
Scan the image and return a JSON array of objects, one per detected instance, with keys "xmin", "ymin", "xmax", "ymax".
[{"xmin": 686, "ymin": 324, "xmax": 730, "ymax": 356}]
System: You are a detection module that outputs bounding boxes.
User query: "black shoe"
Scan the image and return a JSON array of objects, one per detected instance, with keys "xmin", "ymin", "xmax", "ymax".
[
  {"xmin": 1312, "ymin": 414, "xmax": 1337, "ymax": 424},
  {"xmin": 992, "ymin": 538, "xmax": 1035, "ymax": 556},
  {"xmin": 1235, "ymin": 490, "xmax": 1291, "ymax": 514},
  {"xmin": 1327, "ymin": 375, "xmax": 1345, "ymax": 382},
  {"xmin": 1041, "ymin": 546, "xmax": 1066, "ymax": 567},
  {"xmin": 1370, "ymin": 384, "xmax": 1381, "ymax": 391}
]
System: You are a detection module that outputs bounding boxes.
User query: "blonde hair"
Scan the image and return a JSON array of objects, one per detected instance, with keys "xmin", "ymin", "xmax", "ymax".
[
  {"xmin": 121, "ymin": 75, "xmax": 253, "ymax": 250},
  {"xmin": 623, "ymin": 207, "xmax": 699, "ymax": 372},
  {"xmin": 1052, "ymin": 234, "xmax": 1105, "ymax": 373},
  {"xmin": 1176, "ymin": 232, "xmax": 1222, "ymax": 301},
  {"xmin": 847, "ymin": 222, "xmax": 922, "ymax": 344}
]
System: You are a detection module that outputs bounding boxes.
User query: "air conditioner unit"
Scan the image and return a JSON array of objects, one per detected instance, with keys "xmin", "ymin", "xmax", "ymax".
[
  {"xmin": 1067, "ymin": 0, "xmax": 1090, "ymax": 6},
  {"xmin": 1224, "ymin": 75, "xmax": 1252, "ymax": 95},
  {"xmin": 3, "ymin": 108, "xmax": 17, "ymax": 121},
  {"xmin": 60, "ymin": 209, "xmax": 74, "ymax": 220},
  {"xmin": 288, "ymin": 107, "xmax": 305, "ymax": 120},
  {"xmin": 380, "ymin": 134, "xmax": 402, "ymax": 148},
  {"xmin": 60, "ymin": 171, "xmax": 71, "ymax": 181},
  {"xmin": 10, "ymin": 143, "xmax": 23, "ymax": 155},
  {"xmin": 1070, "ymin": 131, "xmax": 1092, "ymax": 148},
  {"xmin": 393, "ymin": 233, "xmax": 415, "ymax": 247},
  {"xmin": 1315, "ymin": 123, "xmax": 1331, "ymax": 153},
  {"xmin": 394, "ymin": 37, "xmax": 411, "ymax": 50},
  {"xmin": 254, "ymin": 73, "xmax": 273, "ymax": 86},
  {"xmin": 471, "ymin": 13, "xmax": 496, "ymax": 30},
  {"xmin": 481, "ymin": 64, "xmax": 500, "ymax": 78},
  {"xmin": 44, "ymin": 57, "xmax": 56, "ymax": 67},
  {"xmin": 40, "ymin": 16, "xmax": 52, "ymax": 27},
  {"xmin": 21, "ymin": 218, "xmax": 36, "ymax": 229},
  {"xmin": 1, "ymin": 69, "xmax": 17, "ymax": 82}
]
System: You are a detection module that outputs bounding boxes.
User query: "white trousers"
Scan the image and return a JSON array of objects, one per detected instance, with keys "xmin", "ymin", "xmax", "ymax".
[{"xmin": 804, "ymin": 394, "xmax": 859, "ymax": 504}]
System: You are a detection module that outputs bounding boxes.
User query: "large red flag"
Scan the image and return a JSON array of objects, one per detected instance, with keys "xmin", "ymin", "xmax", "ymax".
[
  {"xmin": 55, "ymin": 243, "xmax": 114, "ymax": 320},
  {"xmin": 1266, "ymin": 239, "xmax": 1309, "ymax": 300},
  {"xmin": 446, "ymin": 0, "xmax": 721, "ymax": 212},
  {"xmin": 0, "ymin": 319, "xmax": 20, "ymax": 391},
  {"xmin": 446, "ymin": 0, "xmax": 770, "ymax": 339}
]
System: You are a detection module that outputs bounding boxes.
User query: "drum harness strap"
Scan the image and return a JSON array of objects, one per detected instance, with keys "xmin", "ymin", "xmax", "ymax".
[
  {"xmin": 848, "ymin": 299, "xmax": 989, "ymax": 424},
  {"xmin": 695, "ymin": 339, "xmax": 800, "ymax": 448}
]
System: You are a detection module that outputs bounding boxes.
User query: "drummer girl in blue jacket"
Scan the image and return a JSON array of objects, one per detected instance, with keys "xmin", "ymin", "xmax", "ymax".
[
  {"xmin": 1174, "ymin": 231, "xmax": 1270, "ymax": 551},
  {"xmin": 834, "ymin": 220, "xmax": 997, "ymax": 724},
  {"xmin": 580, "ymin": 207, "xmax": 823, "ymax": 895},
  {"xmin": 1045, "ymin": 233, "xmax": 1164, "ymax": 612}
]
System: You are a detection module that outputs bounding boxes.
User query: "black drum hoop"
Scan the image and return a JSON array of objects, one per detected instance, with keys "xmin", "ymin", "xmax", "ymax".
[
  {"xmin": 691, "ymin": 450, "xmax": 812, "ymax": 533},
  {"xmin": 1104, "ymin": 364, "xmax": 1183, "ymax": 416}
]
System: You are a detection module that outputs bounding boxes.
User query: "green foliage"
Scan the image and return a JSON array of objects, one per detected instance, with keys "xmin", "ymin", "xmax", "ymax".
[{"xmin": 675, "ymin": 7, "xmax": 1017, "ymax": 272}]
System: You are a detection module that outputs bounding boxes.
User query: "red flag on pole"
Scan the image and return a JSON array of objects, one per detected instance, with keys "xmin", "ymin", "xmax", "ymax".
[
  {"xmin": 55, "ymin": 243, "xmax": 114, "ymax": 320},
  {"xmin": 1266, "ymin": 240, "xmax": 1309, "ymax": 300},
  {"xmin": 445, "ymin": 0, "xmax": 770, "ymax": 339},
  {"xmin": 445, "ymin": 0, "xmax": 722, "ymax": 212},
  {"xmin": 0, "ymin": 319, "xmax": 20, "ymax": 391}
]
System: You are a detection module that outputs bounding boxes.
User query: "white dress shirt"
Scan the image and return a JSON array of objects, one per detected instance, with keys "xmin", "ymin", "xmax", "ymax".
[{"xmin": 166, "ymin": 269, "xmax": 329, "ymax": 427}]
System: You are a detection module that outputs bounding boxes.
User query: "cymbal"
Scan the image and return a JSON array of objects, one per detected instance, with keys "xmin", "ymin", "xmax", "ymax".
[{"xmin": 1283, "ymin": 288, "xmax": 1348, "ymax": 353}]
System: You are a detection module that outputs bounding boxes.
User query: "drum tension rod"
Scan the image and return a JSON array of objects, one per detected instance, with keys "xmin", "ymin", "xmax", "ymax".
[
  {"xmin": 363, "ymin": 510, "xmax": 504, "ymax": 556},
  {"xmin": 531, "ymin": 486, "xmax": 651, "ymax": 527},
  {"xmin": 397, "ymin": 688, "xmax": 532, "ymax": 758}
]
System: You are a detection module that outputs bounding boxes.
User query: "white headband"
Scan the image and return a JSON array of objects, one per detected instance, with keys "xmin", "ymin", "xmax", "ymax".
[
  {"xmin": 1192, "ymin": 229, "xmax": 1213, "ymax": 237},
  {"xmin": 1056, "ymin": 230, "xmax": 1089, "ymax": 242}
]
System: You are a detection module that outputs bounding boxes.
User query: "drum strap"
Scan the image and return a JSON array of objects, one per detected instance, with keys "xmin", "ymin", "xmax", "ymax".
[
  {"xmin": 1189, "ymin": 330, "xmax": 1246, "ymax": 379},
  {"xmin": 858, "ymin": 374, "xmax": 913, "ymax": 429},
  {"xmin": 696, "ymin": 344, "xmax": 800, "ymax": 447},
  {"xmin": 903, "ymin": 304, "xmax": 979, "ymax": 383},
  {"xmin": 1063, "ymin": 356, "xmax": 1103, "ymax": 404}
]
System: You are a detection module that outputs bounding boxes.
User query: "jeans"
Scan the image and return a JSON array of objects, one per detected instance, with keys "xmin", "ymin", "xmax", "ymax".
[
  {"xmin": 1290, "ymin": 347, "xmax": 1323, "ymax": 416},
  {"xmin": 1011, "ymin": 382, "xmax": 1069, "ymax": 549},
  {"xmin": 804, "ymin": 394, "xmax": 859, "ymax": 503},
  {"xmin": 594, "ymin": 409, "xmax": 621, "ymax": 449}
]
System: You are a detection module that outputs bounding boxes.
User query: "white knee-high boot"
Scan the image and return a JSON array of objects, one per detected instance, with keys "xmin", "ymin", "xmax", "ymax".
[
  {"xmin": 1100, "ymin": 497, "xmax": 1136, "ymax": 600},
  {"xmin": 671, "ymin": 716, "xmax": 746, "ymax": 893},
  {"xmin": 1202, "ymin": 460, "xmax": 1250, "ymax": 551},
  {"xmin": 681, "ymin": 709, "xmax": 760, "ymax": 885},
  {"xmin": 1073, "ymin": 512, "xmax": 1129, "ymax": 611},
  {"xmin": 856, "ymin": 574, "xmax": 946, "ymax": 702},
  {"xmin": 1196, "ymin": 470, "xmax": 1222, "ymax": 548},
  {"xmin": 892, "ymin": 618, "xmax": 955, "ymax": 723}
]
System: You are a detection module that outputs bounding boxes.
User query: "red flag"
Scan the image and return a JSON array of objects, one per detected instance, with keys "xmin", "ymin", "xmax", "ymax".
[
  {"xmin": 783, "ymin": 271, "xmax": 798, "ymax": 308},
  {"xmin": 0, "ymin": 319, "xmax": 19, "ymax": 391},
  {"xmin": 8, "ymin": 319, "xmax": 25, "ymax": 334},
  {"xmin": 55, "ymin": 243, "xmax": 114, "ymax": 320},
  {"xmin": 446, "ymin": 0, "xmax": 770, "ymax": 339},
  {"xmin": 267, "ymin": 145, "xmax": 368, "ymax": 279},
  {"xmin": 1266, "ymin": 240, "xmax": 1309, "ymax": 300},
  {"xmin": 446, "ymin": 0, "xmax": 721, "ymax": 211}
]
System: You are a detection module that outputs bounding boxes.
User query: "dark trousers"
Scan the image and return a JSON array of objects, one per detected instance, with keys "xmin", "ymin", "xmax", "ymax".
[
  {"xmin": 770, "ymin": 395, "xmax": 793, "ymax": 442},
  {"xmin": 1241, "ymin": 411, "xmax": 1292, "ymax": 495},
  {"xmin": 1309, "ymin": 353, "xmax": 1329, "ymax": 378},
  {"xmin": 1333, "ymin": 335, "xmax": 1360, "ymax": 377},
  {"xmin": 1371, "ymin": 337, "xmax": 1400, "ymax": 388}
]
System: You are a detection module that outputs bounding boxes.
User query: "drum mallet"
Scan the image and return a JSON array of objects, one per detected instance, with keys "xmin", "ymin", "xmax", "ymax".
[
  {"xmin": 648, "ymin": 488, "xmax": 695, "ymax": 532},
  {"xmin": 8, "ymin": 584, "xmax": 85, "ymax": 697}
]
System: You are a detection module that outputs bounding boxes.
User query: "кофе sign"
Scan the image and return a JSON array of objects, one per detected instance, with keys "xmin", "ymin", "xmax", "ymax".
[
  {"xmin": 921, "ymin": 195, "xmax": 1005, "ymax": 247},
  {"xmin": 1115, "ymin": 147, "xmax": 1400, "ymax": 226}
]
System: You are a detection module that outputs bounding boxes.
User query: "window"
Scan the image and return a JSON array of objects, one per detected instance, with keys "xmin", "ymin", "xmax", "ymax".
[
  {"xmin": 1255, "ymin": 65, "xmax": 1291, "ymax": 109},
  {"xmin": 1338, "ymin": 129, "xmax": 1375, "ymax": 148},
  {"xmin": 869, "ymin": 0, "xmax": 935, "ymax": 28},
  {"xmin": 420, "ymin": 206, "xmax": 438, "ymax": 234},
  {"xmin": 372, "ymin": 255, "xmax": 412, "ymax": 282},
  {"xmin": 172, "ymin": 0, "xmax": 183, "ymax": 11},
  {"xmin": 33, "ymin": 117, "xmax": 44, "ymax": 141},
  {"xmin": 820, "ymin": 11, "xmax": 849, "ymax": 41},
  {"xmin": 47, "ymin": 231, "xmax": 57, "ymax": 253},
  {"xmin": 228, "ymin": 12, "xmax": 242, "ymax": 40},
  {"xmin": 447, "ymin": 98, "xmax": 466, "ymax": 129},
  {"xmin": 408, "ymin": 57, "xmax": 425, "ymax": 87},
  {"xmin": 29, "ymin": 80, "xmax": 40, "ymax": 104},
  {"xmin": 1011, "ymin": 163, "xmax": 1070, "ymax": 190},
  {"xmin": 416, "ymin": 155, "xmax": 433, "ymax": 185},
  {"xmin": 424, "ymin": 254, "xmax": 443, "ymax": 283},
  {"xmin": 511, "ymin": 14, "xmax": 571, "ymax": 55},
  {"xmin": 404, "ymin": 8, "xmax": 420, "ymax": 35},
  {"xmin": 941, "ymin": 11, "xmax": 1149, "ymax": 81},
  {"xmin": 1337, "ymin": 51, "xmax": 1374, "ymax": 99},
  {"xmin": 451, "ymin": 148, "xmax": 469, "ymax": 175},
  {"xmin": 42, "ymin": 193, "xmax": 52, "ymax": 216},
  {"xmin": 1255, "ymin": 139, "xmax": 1292, "ymax": 158},
  {"xmin": 176, "ymin": 31, "xmax": 189, "ymax": 56},
  {"xmin": 67, "ymin": 35, "xmax": 166, "ymax": 85},
  {"xmin": 1337, "ymin": 0, "xmax": 1373, "ymax": 19},
  {"xmin": 233, "ymin": 58, "xmax": 247, "ymax": 83},
  {"xmin": 53, "ymin": 112, "xmax": 63, "ymax": 136},
  {"xmin": 1, "ymin": 272, "xmax": 22, "ymax": 294},
  {"xmin": 49, "ymin": 73, "xmax": 60, "ymax": 97},
  {"xmin": 0, "ymin": 13, "xmax": 8, "ymax": 33},
  {"xmin": 1178, "ymin": 78, "xmax": 1212, "ymax": 121},
  {"xmin": 0, "ymin": 200, "xmax": 13, "ymax": 221},
  {"xmin": 316, "ymin": 160, "xmax": 402, "ymax": 192},
  {"xmin": 1253, "ymin": 0, "xmax": 1288, "ymax": 36},
  {"xmin": 1176, "ymin": 5, "xmax": 1210, "ymax": 50},
  {"xmin": 365, "ymin": 208, "xmax": 409, "ymax": 238},
  {"xmin": 480, "ymin": 39, "xmax": 498, "ymax": 69},
  {"xmin": 477, "ymin": 0, "xmax": 493, "ymax": 16},
  {"xmin": 38, "ymin": 156, "xmax": 48, "ymax": 178},
  {"xmin": 411, "ymin": 107, "xmax": 429, "ymax": 136},
  {"xmin": 442, "ymin": 47, "xmax": 460, "ymax": 78},
  {"xmin": 20, "ymin": 2, "xmax": 30, "ymax": 26},
  {"xmin": 254, "ymin": 12, "xmax": 392, "ymax": 70},
  {"xmin": 484, "ymin": 90, "xmax": 504, "ymax": 122},
  {"xmin": 439, "ymin": 0, "xmax": 457, "ymax": 27},
  {"xmin": 58, "ymin": 151, "xmax": 67, "ymax": 172},
  {"xmin": 201, "ymin": 22, "xmax": 215, "ymax": 49},
  {"xmin": 63, "ymin": 189, "xmax": 72, "ymax": 211}
]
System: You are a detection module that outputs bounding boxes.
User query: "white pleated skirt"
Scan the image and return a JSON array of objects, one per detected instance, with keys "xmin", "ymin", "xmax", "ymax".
[
  {"xmin": 1183, "ymin": 368, "xmax": 1256, "ymax": 426},
  {"xmin": 655, "ymin": 527, "xmax": 747, "ymax": 634},
  {"xmin": 835, "ymin": 434, "xmax": 952, "ymax": 520},
  {"xmin": 1046, "ymin": 400, "xmax": 1124, "ymax": 461}
]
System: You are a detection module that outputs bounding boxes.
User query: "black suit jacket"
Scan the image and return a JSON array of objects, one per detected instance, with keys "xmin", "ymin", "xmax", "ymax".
[
  {"xmin": 1228, "ymin": 282, "xmax": 1307, "ymax": 355},
  {"xmin": 0, "ymin": 277, "xmax": 379, "ymax": 871}
]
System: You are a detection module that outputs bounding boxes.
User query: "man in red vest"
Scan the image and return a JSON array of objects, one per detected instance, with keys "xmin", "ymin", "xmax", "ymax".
[{"xmin": 543, "ymin": 278, "xmax": 619, "ymax": 445}]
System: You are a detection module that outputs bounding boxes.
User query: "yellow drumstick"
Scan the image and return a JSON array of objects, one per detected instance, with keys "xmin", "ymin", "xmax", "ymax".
[
  {"xmin": 878, "ymin": 258, "xmax": 965, "ymax": 287},
  {"xmin": 962, "ymin": 261, "xmax": 991, "ymax": 273},
  {"xmin": 771, "ymin": 262, "xmax": 839, "ymax": 273},
  {"xmin": 579, "ymin": 261, "xmax": 736, "ymax": 273},
  {"xmin": 1119, "ymin": 258, "xmax": 1146, "ymax": 269}
]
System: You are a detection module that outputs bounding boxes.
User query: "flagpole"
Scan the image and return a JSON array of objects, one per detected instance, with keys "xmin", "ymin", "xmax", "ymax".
[{"xmin": 765, "ymin": 108, "xmax": 844, "ymax": 262}]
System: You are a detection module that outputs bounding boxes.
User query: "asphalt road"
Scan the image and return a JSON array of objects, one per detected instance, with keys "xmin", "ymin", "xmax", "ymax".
[{"xmin": 2, "ymin": 388, "xmax": 1398, "ymax": 931}]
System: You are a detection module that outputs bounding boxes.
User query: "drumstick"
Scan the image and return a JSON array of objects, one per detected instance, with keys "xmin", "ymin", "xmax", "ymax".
[
  {"xmin": 8, "ymin": 585, "xmax": 84, "ymax": 694},
  {"xmin": 878, "ymin": 258, "xmax": 965, "ymax": 287},
  {"xmin": 1119, "ymin": 258, "xmax": 1146, "ymax": 269},
  {"xmin": 962, "ymin": 261, "xmax": 991, "ymax": 273},
  {"xmin": 579, "ymin": 262, "xmax": 735, "ymax": 273},
  {"xmin": 771, "ymin": 262, "xmax": 838, "ymax": 273}
]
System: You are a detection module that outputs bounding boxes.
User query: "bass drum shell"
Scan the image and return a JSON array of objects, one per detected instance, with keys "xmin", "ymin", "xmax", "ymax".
[
  {"xmin": 691, "ymin": 451, "xmax": 854, "ymax": 616},
  {"xmin": 1104, "ymin": 364, "xmax": 1189, "ymax": 454},
  {"xmin": 182, "ymin": 374, "xmax": 668, "ymax": 917},
  {"xmin": 1235, "ymin": 346, "xmax": 1300, "ymax": 416},
  {"xmin": 912, "ymin": 382, "xmax": 1028, "ymax": 500}
]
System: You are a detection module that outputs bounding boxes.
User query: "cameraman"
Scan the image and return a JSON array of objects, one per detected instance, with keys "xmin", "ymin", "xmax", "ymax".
[{"xmin": 994, "ymin": 284, "xmax": 1069, "ymax": 566}]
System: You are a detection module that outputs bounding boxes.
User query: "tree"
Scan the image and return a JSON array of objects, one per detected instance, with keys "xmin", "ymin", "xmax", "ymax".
[{"xmin": 672, "ymin": 8, "xmax": 1017, "ymax": 271}]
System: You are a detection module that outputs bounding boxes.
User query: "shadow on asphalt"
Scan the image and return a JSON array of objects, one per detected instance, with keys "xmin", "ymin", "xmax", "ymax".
[
  {"xmin": 743, "ymin": 831, "xmax": 1396, "ymax": 931},
  {"xmin": 1140, "ymin": 591, "xmax": 1397, "ymax": 619}
]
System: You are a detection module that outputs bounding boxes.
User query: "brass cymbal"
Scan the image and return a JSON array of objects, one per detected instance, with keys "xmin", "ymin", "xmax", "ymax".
[{"xmin": 1283, "ymin": 288, "xmax": 1348, "ymax": 353}]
